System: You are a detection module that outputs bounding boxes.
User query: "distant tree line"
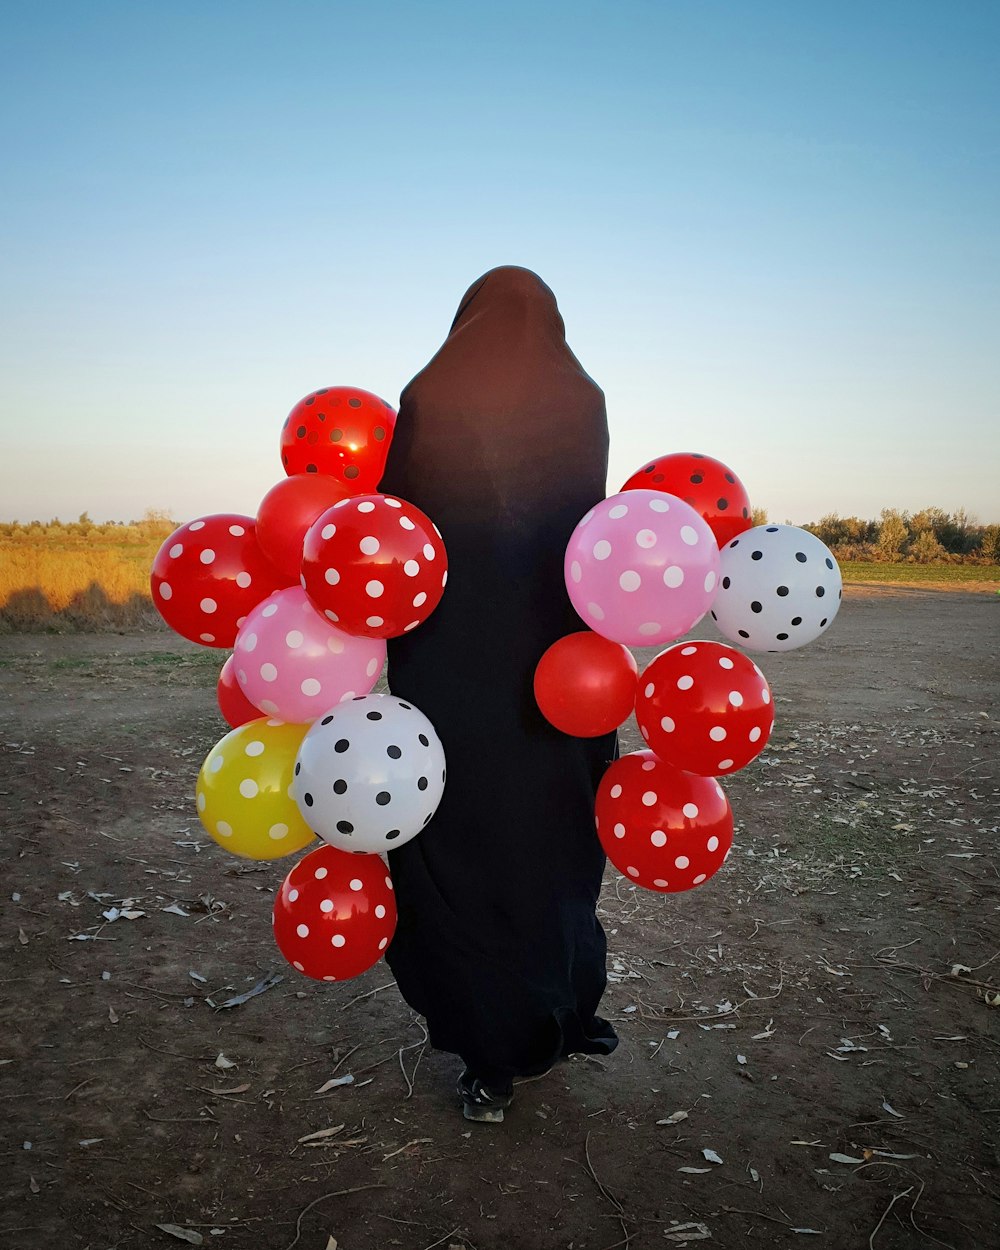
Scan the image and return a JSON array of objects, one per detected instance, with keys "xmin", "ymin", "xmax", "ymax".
[
  {"xmin": 2, "ymin": 507, "xmax": 998, "ymax": 566},
  {"xmin": 799, "ymin": 508, "xmax": 1000, "ymax": 565},
  {"xmin": 0, "ymin": 510, "xmax": 177, "ymax": 544}
]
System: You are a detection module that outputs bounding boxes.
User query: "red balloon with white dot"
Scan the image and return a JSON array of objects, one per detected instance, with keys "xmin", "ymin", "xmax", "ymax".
[
  {"xmin": 150, "ymin": 515, "xmax": 285, "ymax": 648},
  {"xmin": 635, "ymin": 640, "xmax": 774, "ymax": 776},
  {"xmin": 280, "ymin": 386, "xmax": 396, "ymax": 493},
  {"xmin": 216, "ymin": 655, "xmax": 260, "ymax": 728},
  {"xmin": 595, "ymin": 751, "xmax": 733, "ymax": 893},
  {"xmin": 301, "ymin": 494, "xmax": 448, "ymax": 639},
  {"xmin": 621, "ymin": 452, "xmax": 752, "ymax": 548},
  {"xmin": 272, "ymin": 842, "xmax": 397, "ymax": 982}
]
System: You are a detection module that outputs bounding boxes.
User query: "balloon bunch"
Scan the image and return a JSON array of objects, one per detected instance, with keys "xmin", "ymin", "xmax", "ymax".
[
  {"xmin": 534, "ymin": 452, "xmax": 843, "ymax": 895},
  {"xmin": 151, "ymin": 387, "xmax": 449, "ymax": 984}
]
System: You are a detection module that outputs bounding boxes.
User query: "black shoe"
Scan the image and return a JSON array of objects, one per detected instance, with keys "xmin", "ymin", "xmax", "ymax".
[{"xmin": 457, "ymin": 1070, "xmax": 513, "ymax": 1123}]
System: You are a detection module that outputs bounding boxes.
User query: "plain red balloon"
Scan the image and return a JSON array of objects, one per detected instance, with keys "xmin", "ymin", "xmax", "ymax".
[
  {"xmin": 272, "ymin": 843, "xmax": 397, "ymax": 982},
  {"xmin": 621, "ymin": 452, "xmax": 752, "ymax": 547},
  {"xmin": 256, "ymin": 474, "xmax": 351, "ymax": 582},
  {"xmin": 150, "ymin": 514, "xmax": 286, "ymax": 648},
  {"xmin": 534, "ymin": 631, "xmax": 638, "ymax": 736},
  {"xmin": 595, "ymin": 750, "xmax": 733, "ymax": 894},
  {"xmin": 301, "ymin": 494, "xmax": 447, "ymax": 638},
  {"xmin": 280, "ymin": 385, "xmax": 396, "ymax": 493},
  {"xmin": 635, "ymin": 640, "xmax": 774, "ymax": 776},
  {"xmin": 216, "ymin": 655, "xmax": 261, "ymax": 728}
]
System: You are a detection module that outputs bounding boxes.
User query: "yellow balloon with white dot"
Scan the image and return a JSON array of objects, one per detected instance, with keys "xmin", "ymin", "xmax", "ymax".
[{"xmin": 196, "ymin": 718, "xmax": 316, "ymax": 860}]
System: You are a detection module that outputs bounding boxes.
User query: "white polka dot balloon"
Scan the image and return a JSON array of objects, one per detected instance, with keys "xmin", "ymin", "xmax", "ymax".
[
  {"xmin": 564, "ymin": 490, "xmax": 720, "ymax": 647},
  {"xmin": 711, "ymin": 525, "xmax": 843, "ymax": 652},
  {"xmin": 233, "ymin": 587, "xmax": 385, "ymax": 722},
  {"xmin": 292, "ymin": 693, "xmax": 446, "ymax": 853}
]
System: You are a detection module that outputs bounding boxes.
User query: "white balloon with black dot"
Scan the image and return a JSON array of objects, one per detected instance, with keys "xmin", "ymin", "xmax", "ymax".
[
  {"xmin": 711, "ymin": 524, "xmax": 843, "ymax": 652},
  {"xmin": 291, "ymin": 693, "xmax": 446, "ymax": 853}
]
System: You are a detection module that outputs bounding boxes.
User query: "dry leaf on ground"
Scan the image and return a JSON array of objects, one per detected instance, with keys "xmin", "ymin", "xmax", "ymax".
[{"xmin": 155, "ymin": 1226, "xmax": 203, "ymax": 1245}]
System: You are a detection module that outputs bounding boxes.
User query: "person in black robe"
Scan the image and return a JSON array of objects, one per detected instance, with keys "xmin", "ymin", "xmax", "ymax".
[{"xmin": 379, "ymin": 266, "xmax": 618, "ymax": 1122}]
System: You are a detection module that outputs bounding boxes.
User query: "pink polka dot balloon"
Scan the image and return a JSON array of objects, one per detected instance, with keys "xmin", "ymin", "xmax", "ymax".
[
  {"xmin": 150, "ymin": 514, "xmax": 286, "ymax": 648},
  {"xmin": 272, "ymin": 842, "xmax": 397, "ymax": 981},
  {"xmin": 301, "ymin": 494, "xmax": 447, "ymax": 639},
  {"xmin": 233, "ymin": 587, "xmax": 385, "ymax": 722},
  {"xmin": 635, "ymin": 640, "xmax": 774, "ymax": 776},
  {"xmin": 564, "ymin": 491, "xmax": 720, "ymax": 647},
  {"xmin": 595, "ymin": 750, "xmax": 733, "ymax": 893}
]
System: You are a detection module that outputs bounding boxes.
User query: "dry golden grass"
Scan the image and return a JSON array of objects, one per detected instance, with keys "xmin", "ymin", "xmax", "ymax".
[
  {"xmin": 0, "ymin": 531, "xmax": 164, "ymax": 631},
  {"xmin": 2, "ymin": 519, "xmax": 997, "ymax": 633},
  {"xmin": 1, "ymin": 546, "xmax": 150, "ymax": 609}
]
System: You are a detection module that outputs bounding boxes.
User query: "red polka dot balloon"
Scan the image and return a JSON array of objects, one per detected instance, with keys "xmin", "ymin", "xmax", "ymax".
[
  {"xmin": 621, "ymin": 453, "xmax": 752, "ymax": 547},
  {"xmin": 595, "ymin": 750, "xmax": 733, "ymax": 893},
  {"xmin": 635, "ymin": 640, "xmax": 774, "ymax": 776},
  {"xmin": 301, "ymin": 494, "xmax": 448, "ymax": 639},
  {"xmin": 272, "ymin": 842, "xmax": 397, "ymax": 982},
  {"xmin": 216, "ymin": 654, "xmax": 261, "ymax": 728},
  {"xmin": 150, "ymin": 515, "xmax": 286, "ymax": 648},
  {"xmin": 255, "ymin": 473, "xmax": 352, "ymax": 583},
  {"xmin": 280, "ymin": 386, "xmax": 396, "ymax": 493}
]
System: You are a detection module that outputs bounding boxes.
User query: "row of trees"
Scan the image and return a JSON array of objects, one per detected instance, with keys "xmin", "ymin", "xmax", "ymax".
[
  {"xmin": 0, "ymin": 511, "xmax": 177, "ymax": 544},
  {"xmin": 2, "ymin": 507, "xmax": 998, "ymax": 565},
  {"xmin": 800, "ymin": 508, "xmax": 1000, "ymax": 564}
]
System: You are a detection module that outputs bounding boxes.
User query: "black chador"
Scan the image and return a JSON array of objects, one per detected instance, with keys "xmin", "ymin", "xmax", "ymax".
[{"xmin": 378, "ymin": 267, "xmax": 619, "ymax": 1090}]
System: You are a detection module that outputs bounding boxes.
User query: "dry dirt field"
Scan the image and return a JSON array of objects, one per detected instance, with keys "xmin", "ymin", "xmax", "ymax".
[{"xmin": 2, "ymin": 586, "xmax": 999, "ymax": 1250}]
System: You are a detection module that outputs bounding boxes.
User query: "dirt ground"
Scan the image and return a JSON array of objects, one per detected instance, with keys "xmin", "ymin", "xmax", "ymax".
[{"xmin": 2, "ymin": 586, "xmax": 999, "ymax": 1250}]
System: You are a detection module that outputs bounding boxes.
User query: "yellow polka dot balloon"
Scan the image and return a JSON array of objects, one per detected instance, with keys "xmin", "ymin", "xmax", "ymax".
[{"xmin": 196, "ymin": 718, "xmax": 317, "ymax": 860}]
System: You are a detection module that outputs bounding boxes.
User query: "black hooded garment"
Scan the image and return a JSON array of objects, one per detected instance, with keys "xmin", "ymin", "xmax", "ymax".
[{"xmin": 379, "ymin": 267, "xmax": 618, "ymax": 1084}]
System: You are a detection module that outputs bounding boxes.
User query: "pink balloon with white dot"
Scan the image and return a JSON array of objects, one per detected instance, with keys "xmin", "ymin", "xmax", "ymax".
[
  {"xmin": 564, "ymin": 491, "xmax": 720, "ymax": 647},
  {"xmin": 233, "ymin": 587, "xmax": 385, "ymax": 723},
  {"xmin": 272, "ymin": 842, "xmax": 397, "ymax": 981},
  {"xmin": 595, "ymin": 750, "xmax": 733, "ymax": 893}
]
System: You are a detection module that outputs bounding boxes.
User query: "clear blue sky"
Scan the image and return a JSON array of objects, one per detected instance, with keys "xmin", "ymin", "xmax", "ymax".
[{"xmin": 1, "ymin": 0, "xmax": 997, "ymax": 525}]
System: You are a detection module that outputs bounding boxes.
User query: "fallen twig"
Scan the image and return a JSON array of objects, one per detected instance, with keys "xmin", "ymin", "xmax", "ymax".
[
  {"xmin": 340, "ymin": 980, "xmax": 396, "ymax": 1010},
  {"xmin": 868, "ymin": 1186, "xmax": 913, "ymax": 1249},
  {"xmin": 583, "ymin": 1131, "xmax": 632, "ymax": 1249},
  {"xmin": 417, "ymin": 1229, "xmax": 463, "ymax": 1250},
  {"xmin": 635, "ymin": 968, "xmax": 785, "ymax": 1025},
  {"xmin": 399, "ymin": 1020, "xmax": 429, "ymax": 1099},
  {"xmin": 284, "ymin": 1185, "xmax": 385, "ymax": 1250},
  {"xmin": 137, "ymin": 1035, "xmax": 213, "ymax": 1062},
  {"xmin": 720, "ymin": 1206, "xmax": 821, "ymax": 1233},
  {"xmin": 873, "ymin": 957, "xmax": 999, "ymax": 996},
  {"xmin": 143, "ymin": 1109, "xmax": 216, "ymax": 1124},
  {"xmin": 64, "ymin": 1077, "xmax": 96, "ymax": 1100},
  {"xmin": 906, "ymin": 1179, "xmax": 956, "ymax": 1250},
  {"xmin": 330, "ymin": 1044, "xmax": 360, "ymax": 1075},
  {"xmin": 382, "ymin": 1137, "xmax": 432, "ymax": 1162}
]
